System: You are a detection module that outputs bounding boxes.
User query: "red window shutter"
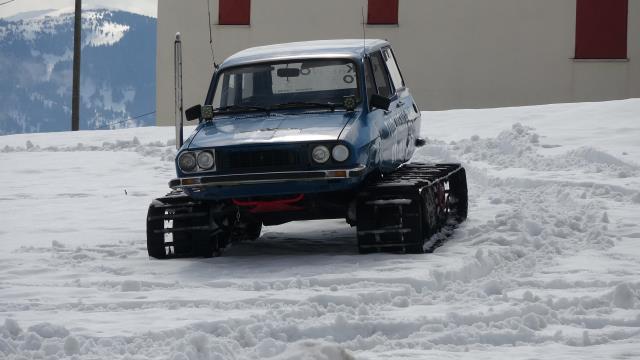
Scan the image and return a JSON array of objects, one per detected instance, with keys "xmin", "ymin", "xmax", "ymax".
[
  {"xmin": 575, "ymin": 0, "xmax": 628, "ymax": 59},
  {"xmin": 368, "ymin": 0, "xmax": 399, "ymax": 25},
  {"xmin": 219, "ymin": 0, "xmax": 251, "ymax": 25}
]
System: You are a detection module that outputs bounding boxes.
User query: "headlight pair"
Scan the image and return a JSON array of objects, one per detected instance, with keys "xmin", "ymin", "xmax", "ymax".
[
  {"xmin": 311, "ymin": 144, "xmax": 350, "ymax": 164},
  {"xmin": 178, "ymin": 150, "xmax": 215, "ymax": 173}
]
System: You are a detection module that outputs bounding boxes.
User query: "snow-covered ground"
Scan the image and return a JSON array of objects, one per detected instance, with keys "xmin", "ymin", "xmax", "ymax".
[{"xmin": 1, "ymin": 100, "xmax": 639, "ymax": 360}]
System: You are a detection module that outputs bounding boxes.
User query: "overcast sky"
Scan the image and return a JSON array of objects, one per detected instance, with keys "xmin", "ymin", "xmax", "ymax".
[{"xmin": 0, "ymin": 0, "xmax": 157, "ymax": 19}]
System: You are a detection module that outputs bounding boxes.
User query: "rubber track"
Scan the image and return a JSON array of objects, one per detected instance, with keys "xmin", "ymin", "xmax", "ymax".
[
  {"xmin": 356, "ymin": 163, "xmax": 466, "ymax": 254},
  {"xmin": 146, "ymin": 192, "xmax": 216, "ymax": 259},
  {"xmin": 366, "ymin": 163, "xmax": 464, "ymax": 189}
]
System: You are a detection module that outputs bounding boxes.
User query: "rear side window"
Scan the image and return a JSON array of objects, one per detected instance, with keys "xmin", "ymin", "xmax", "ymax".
[
  {"xmin": 382, "ymin": 47, "xmax": 404, "ymax": 91},
  {"xmin": 370, "ymin": 52, "xmax": 392, "ymax": 98}
]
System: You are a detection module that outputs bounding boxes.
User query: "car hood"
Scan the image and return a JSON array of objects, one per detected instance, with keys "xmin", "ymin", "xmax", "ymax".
[{"xmin": 188, "ymin": 111, "xmax": 357, "ymax": 148}]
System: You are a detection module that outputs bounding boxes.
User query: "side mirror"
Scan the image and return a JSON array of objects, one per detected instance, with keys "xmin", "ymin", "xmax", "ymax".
[
  {"xmin": 370, "ymin": 94, "xmax": 391, "ymax": 111},
  {"xmin": 185, "ymin": 105, "xmax": 201, "ymax": 121},
  {"xmin": 185, "ymin": 105, "xmax": 214, "ymax": 121}
]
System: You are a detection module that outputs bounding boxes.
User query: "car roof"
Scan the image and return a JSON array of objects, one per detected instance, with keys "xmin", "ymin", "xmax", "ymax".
[{"xmin": 219, "ymin": 39, "xmax": 389, "ymax": 69}]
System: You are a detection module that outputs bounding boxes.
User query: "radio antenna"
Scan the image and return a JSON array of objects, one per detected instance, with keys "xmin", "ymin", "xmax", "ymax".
[
  {"xmin": 206, "ymin": 0, "xmax": 219, "ymax": 69},
  {"xmin": 361, "ymin": 6, "xmax": 366, "ymax": 57}
]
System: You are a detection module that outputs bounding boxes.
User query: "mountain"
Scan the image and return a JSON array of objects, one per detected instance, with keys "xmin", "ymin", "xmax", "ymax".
[{"xmin": 0, "ymin": 10, "xmax": 156, "ymax": 134}]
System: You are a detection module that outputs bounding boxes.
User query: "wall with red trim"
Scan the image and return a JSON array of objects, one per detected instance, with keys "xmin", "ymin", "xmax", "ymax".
[{"xmin": 156, "ymin": 0, "xmax": 640, "ymax": 125}]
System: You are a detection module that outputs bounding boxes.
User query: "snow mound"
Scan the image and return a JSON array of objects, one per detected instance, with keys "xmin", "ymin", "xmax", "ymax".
[
  {"xmin": 27, "ymin": 323, "xmax": 69, "ymax": 339},
  {"xmin": 269, "ymin": 341, "xmax": 354, "ymax": 360},
  {"xmin": 611, "ymin": 283, "xmax": 638, "ymax": 309},
  {"xmin": 439, "ymin": 123, "xmax": 639, "ymax": 178},
  {"xmin": 1, "ymin": 136, "xmax": 176, "ymax": 162}
]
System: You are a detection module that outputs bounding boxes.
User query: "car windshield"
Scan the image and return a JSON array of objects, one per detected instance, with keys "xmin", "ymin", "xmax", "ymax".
[{"xmin": 211, "ymin": 59, "xmax": 360, "ymax": 111}]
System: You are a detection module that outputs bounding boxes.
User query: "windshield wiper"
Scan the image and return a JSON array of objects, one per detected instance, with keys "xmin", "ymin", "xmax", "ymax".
[
  {"xmin": 270, "ymin": 102, "xmax": 339, "ymax": 112},
  {"xmin": 213, "ymin": 105, "xmax": 271, "ymax": 114}
]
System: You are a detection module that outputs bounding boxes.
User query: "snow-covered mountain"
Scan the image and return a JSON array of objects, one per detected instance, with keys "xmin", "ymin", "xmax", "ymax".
[{"xmin": 0, "ymin": 10, "xmax": 156, "ymax": 134}]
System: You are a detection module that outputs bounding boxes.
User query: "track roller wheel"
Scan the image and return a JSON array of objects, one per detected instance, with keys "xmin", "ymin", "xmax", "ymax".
[{"xmin": 239, "ymin": 221, "xmax": 263, "ymax": 241}]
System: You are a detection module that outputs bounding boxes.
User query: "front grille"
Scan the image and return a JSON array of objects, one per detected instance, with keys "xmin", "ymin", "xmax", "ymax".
[{"xmin": 219, "ymin": 149, "xmax": 302, "ymax": 171}]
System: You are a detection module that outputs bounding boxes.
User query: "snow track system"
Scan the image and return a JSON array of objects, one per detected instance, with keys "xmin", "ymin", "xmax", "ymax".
[
  {"xmin": 356, "ymin": 163, "xmax": 468, "ymax": 254},
  {"xmin": 147, "ymin": 164, "xmax": 467, "ymax": 259},
  {"xmin": 146, "ymin": 192, "xmax": 219, "ymax": 259},
  {"xmin": 146, "ymin": 192, "xmax": 262, "ymax": 259}
]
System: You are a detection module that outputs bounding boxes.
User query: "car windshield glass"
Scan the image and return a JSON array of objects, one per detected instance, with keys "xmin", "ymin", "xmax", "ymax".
[{"xmin": 212, "ymin": 59, "xmax": 359, "ymax": 110}]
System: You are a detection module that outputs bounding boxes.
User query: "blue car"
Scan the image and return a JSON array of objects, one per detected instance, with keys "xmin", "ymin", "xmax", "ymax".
[{"xmin": 147, "ymin": 39, "xmax": 467, "ymax": 258}]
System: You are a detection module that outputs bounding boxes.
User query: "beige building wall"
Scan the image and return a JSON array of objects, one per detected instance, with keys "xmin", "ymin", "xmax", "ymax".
[{"xmin": 157, "ymin": 0, "xmax": 640, "ymax": 126}]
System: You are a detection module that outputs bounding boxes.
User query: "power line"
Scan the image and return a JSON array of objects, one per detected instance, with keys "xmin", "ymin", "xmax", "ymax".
[
  {"xmin": 95, "ymin": 111, "xmax": 156, "ymax": 130},
  {"xmin": 0, "ymin": 0, "xmax": 17, "ymax": 7}
]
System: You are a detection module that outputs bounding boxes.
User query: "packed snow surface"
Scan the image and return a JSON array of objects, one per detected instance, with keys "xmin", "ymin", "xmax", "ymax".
[{"xmin": 1, "ymin": 100, "xmax": 640, "ymax": 359}]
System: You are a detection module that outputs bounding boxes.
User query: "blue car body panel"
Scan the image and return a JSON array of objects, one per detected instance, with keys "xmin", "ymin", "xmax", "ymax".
[
  {"xmin": 188, "ymin": 111, "xmax": 358, "ymax": 148},
  {"xmin": 173, "ymin": 39, "xmax": 421, "ymax": 201}
]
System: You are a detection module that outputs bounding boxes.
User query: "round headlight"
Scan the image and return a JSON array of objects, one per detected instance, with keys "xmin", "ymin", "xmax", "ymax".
[
  {"xmin": 312, "ymin": 145, "xmax": 330, "ymax": 164},
  {"xmin": 178, "ymin": 152, "xmax": 197, "ymax": 172},
  {"xmin": 332, "ymin": 145, "xmax": 350, "ymax": 162},
  {"xmin": 197, "ymin": 151, "xmax": 215, "ymax": 170}
]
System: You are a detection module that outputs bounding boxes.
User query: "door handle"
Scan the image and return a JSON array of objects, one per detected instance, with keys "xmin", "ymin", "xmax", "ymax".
[{"xmin": 396, "ymin": 101, "xmax": 405, "ymax": 108}]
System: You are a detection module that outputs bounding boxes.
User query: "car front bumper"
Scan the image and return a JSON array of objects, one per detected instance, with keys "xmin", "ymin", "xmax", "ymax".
[{"xmin": 169, "ymin": 165, "xmax": 367, "ymax": 190}]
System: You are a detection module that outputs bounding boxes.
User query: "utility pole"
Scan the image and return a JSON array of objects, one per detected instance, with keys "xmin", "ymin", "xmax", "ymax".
[{"xmin": 71, "ymin": 0, "xmax": 81, "ymax": 131}]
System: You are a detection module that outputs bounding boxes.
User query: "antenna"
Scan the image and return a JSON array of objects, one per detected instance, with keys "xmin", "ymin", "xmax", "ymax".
[
  {"xmin": 206, "ymin": 0, "xmax": 218, "ymax": 69},
  {"xmin": 174, "ymin": 33, "xmax": 184, "ymax": 149},
  {"xmin": 361, "ymin": 6, "xmax": 366, "ymax": 57}
]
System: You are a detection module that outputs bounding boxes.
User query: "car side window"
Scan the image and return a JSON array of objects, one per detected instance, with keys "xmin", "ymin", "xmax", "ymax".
[
  {"xmin": 364, "ymin": 58, "xmax": 377, "ymax": 99},
  {"xmin": 241, "ymin": 72, "xmax": 254, "ymax": 101},
  {"xmin": 370, "ymin": 52, "xmax": 392, "ymax": 98},
  {"xmin": 216, "ymin": 74, "xmax": 236, "ymax": 107},
  {"xmin": 382, "ymin": 47, "xmax": 405, "ymax": 91}
]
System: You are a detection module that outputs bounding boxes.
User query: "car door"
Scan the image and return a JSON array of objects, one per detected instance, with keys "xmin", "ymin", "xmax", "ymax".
[
  {"xmin": 381, "ymin": 47, "xmax": 416, "ymax": 164},
  {"xmin": 369, "ymin": 50, "xmax": 404, "ymax": 172}
]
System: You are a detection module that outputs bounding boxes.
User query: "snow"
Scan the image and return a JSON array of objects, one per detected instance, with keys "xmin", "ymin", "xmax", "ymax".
[
  {"xmin": 2, "ymin": 10, "xmax": 131, "ymax": 48},
  {"xmin": 1, "ymin": 99, "xmax": 640, "ymax": 359},
  {"xmin": 1, "ymin": 1, "xmax": 157, "ymax": 20},
  {"xmin": 83, "ymin": 12, "xmax": 130, "ymax": 47}
]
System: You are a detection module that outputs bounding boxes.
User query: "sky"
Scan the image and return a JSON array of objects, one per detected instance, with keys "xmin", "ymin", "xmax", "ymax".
[{"xmin": 0, "ymin": 0, "xmax": 157, "ymax": 19}]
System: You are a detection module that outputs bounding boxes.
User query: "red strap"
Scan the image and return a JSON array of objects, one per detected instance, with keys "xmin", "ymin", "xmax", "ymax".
[{"xmin": 232, "ymin": 194, "xmax": 305, "ymax": 213}]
